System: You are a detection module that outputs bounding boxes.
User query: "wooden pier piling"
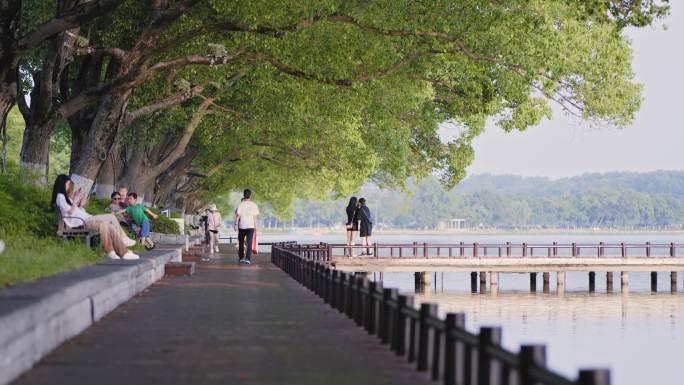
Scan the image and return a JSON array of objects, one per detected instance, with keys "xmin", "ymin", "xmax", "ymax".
[
  {"xmin": 671, "ymin": 272, "xmax": 677, "ymax": 293},
  {"xmin": 606, "ymin": 272, "xmax": 613, "ymax": 292},
  {"xmin": 542, "ymin": 272, "xmax": 550, "ymax": 293},
  {"xmin": 470, "ymin": 272, "xmax": 477, "ymax": 293}
]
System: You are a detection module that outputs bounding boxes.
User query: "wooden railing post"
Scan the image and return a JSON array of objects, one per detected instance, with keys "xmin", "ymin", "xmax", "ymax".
[
  {"xmin": 478, "ymin": 327, "xmax": 502, "ymax": 385},
  {"xmin": 423, "ymin": 242, "xmax": 428, "ymax": 258},
  {"xmin": 324, "ymin": 267, "xmax": 331, "ymax": 303},
  {"xmin": 418, "ymin": 303, "xmax": 438, "ymax": 372},
  {"xmin": 355, "ymin": 276, "xmax": 365, "ymax": 326},
  {"xmin": 473, "ymin": 243, "xmax": 479, "ymax": 258},
  {"xmin": 367, "ymin": 281, "xmax": 379, "ymax": 335},
  {"xmin": 577, "ymin": 369, "xmax": 611, "ymax": 385},
  {"xmin": 379, "ymin": 288, "xmax": 397, "ymax": 344},
  {"xmin": 519, "ymin": 344, "xmax": 546, "ymax": 385},
  {"xmin": 337, "ymin": 272, "xmax": 346, "ymax": 313},
  {"xmin": 621, "ymin": 242, "xmax": 626, "ymax": 258},
  {"xmin": 443, "ymin": 313, "xmax": 466, "ymax": 385},
  {"xmin": 330, "ymin": 270, "xmax": 338, "ymax": 309},
  {"xmin": 393, "ymin": 295, "xmax": 410, "ymax": 356},
  {"xmin": 646, "ymin": 242, "xmax": 651, "ymax": 257},
  {"xmin": 345, "ymin": 273, "xmax": 354, "ymax": 317},
  {"xmin": 671, "ymin": 242, "xmax": 676, "ymax": 257}
]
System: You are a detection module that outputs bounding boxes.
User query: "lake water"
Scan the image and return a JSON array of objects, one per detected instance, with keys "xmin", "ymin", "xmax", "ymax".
[{"xmin": 250, "ymin": 232, "xmax": 684, "ymax": 384}]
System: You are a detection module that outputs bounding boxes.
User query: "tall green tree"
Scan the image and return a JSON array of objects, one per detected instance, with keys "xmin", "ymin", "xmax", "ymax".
[{"xmin": 5, "ymin": 0, "xmax": 670, "ymax": 210}]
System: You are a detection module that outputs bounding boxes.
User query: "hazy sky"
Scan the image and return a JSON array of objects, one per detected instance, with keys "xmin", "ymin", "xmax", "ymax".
[{"xmin": 450, "ymin": 3, "xmax": 684, "ymax": 178}]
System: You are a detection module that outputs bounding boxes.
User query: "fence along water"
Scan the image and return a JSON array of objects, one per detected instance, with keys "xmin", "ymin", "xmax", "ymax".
[{"xmin": 271, "ymin": 243, "xmax": 611, "ymax": 385}]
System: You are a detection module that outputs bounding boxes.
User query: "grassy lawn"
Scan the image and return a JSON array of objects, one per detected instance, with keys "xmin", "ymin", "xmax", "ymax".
[
  {"xmin": 0, "ymin": 161, "xmax": 179, "ymax": 287},
  {"xmin": 0, "ymin": 164, "xmax": 104, "ymax": 287},
  {"xmin": 0, "ymin": 232, "xmax": 101, "ymax": 287}
]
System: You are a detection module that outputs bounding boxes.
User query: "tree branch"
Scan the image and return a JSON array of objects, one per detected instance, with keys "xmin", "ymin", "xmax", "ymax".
[
  {"xmin": 148, "ymin": 48, "xmax": 245, "ymax": 74},
  {"xmin": 124, "ymin": 84, "xmax": 206, "ymax": 125},
  {"xmin": 17, "ymin": 0, "xmax": 120, "ymax": 52},
  {"xmin": 73, "ymin": 46, "xmax": 127, "ymax": 60},
  {"xmin": 250, "ymin": 48, "xmax": 463, "ymax": 86}
]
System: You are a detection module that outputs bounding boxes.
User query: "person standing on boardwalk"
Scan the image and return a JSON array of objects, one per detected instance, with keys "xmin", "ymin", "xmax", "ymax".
[
  {"xmin": 207, "ymin": 204, "xmax": 222, "ymax": 254},
  {"xmin": 345, "ymin": 197, "xmax": 359, "ymax": 257},
  {"xmin": 234, "ymin": 189, "xmax": 259, "ymax": 264},
  {"xmin": 357, "ymin": 198, "xmax": 373, "ymax": 256}
]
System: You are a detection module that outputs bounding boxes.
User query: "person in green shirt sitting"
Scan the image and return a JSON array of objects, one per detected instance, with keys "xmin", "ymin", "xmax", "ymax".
[{"xmin": 118, "ymin": 192, "xmax": 159, "ymax": 250}]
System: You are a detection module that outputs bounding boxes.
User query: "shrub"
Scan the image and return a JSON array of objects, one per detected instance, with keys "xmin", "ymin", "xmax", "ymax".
[
  {"xmin": 0, "ymin": 164, "xmax": 56, "ymax": 237},
  {"xmin": 149, "ymin": 208, "xmax": 181, "ymax": 234}
]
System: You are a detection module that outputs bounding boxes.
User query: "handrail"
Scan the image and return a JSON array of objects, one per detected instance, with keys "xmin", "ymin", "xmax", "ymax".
[
  {"xmin": 271, "ymin": 242, "xmax": 611, "ymax": 385},
  {"xmin": 277, "ymin": 241, "xmax": 683, "ymax": 261}
]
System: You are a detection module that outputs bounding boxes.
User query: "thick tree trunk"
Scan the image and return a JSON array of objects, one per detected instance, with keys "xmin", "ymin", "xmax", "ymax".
[
  {"xmin": 70, "ymin": 90, "xmax": 131, "ymax": 185},
  {"xmin": 18, "ymin": 121, "xmax": 52, "ymax": 183},
  {"xmin": 93, "ymin": 138, "xmax": 126, "ymax": 198},
  {"xmin": 0, "ymin": 1, "xmax": 20, "ymax": 172},
  {"xmin": 0, "ymin": 97, "xmax": 12, "ymax": 173},
  {"xmin": 19, "ymin": 27, "xmax": 77, "ymax": 184},
  {"xmin": 69, "ymin": 55, "xmax": 104, "ymax": 173},
  {"xmin": 153, "ymin": 149, "xmax": 195, "ymax": 206}
]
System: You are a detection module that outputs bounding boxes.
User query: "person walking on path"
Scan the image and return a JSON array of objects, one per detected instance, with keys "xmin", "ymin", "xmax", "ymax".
[
  {"xmin": 207, "ymin": 204, "xmax": 222, "ymax": 254},
  {"xmin": 357, "ymin": 197, "xmax": 373, "ymax": 256},
  {"xmin": 234, "ymin": 189, "xmax": 259, "ymax": 264},
  {"xmin": 345, "ymin": 197, "xmax": 359, "ymax": 257}
]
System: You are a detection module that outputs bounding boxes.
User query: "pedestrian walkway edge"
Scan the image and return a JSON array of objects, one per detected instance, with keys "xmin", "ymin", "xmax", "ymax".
[{"xmin": 0, "ymin": 241, "xmax": 197, "ymax": 385}]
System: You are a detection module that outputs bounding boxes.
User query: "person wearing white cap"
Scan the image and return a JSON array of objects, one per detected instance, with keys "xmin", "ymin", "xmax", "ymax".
[{"xmin": 207, "ymin": 204, "xmax": 222, "ymax": 254}]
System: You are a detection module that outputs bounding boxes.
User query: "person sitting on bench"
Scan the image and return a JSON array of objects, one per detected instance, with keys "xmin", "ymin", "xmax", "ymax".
[
  {"xmin": 51, "ymin": 175, "xmax": 139, "ymax": 260},
  {"xmin": 105, "ymin": 191, "xmax": 139, "ymax": 237}
]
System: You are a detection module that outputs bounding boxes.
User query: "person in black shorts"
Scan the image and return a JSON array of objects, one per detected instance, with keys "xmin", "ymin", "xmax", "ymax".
[{"xmin": 357, "ymin": 198, "xmax": 373, "ymax": 256}]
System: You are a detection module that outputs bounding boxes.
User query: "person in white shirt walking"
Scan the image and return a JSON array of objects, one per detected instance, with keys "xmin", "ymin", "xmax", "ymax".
[{"xmin": 234, "ymin": 189, "xmax": 259, "ymax": 264}]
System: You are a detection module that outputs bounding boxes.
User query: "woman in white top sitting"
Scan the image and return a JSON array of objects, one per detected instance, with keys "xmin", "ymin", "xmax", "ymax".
[{"xmin": 51, "ymin": 174, "xmax": 139, "ymax": 260}]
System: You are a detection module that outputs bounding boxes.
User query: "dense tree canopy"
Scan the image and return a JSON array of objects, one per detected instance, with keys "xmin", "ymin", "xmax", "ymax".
[{"xmin": 0, "ymin": 0, "xmax": 669, "ymax": 211}]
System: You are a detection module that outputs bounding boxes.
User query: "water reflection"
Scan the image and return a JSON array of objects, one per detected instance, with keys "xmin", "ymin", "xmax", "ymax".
[{"xmin": 368, "ymin": 271, "xmax": 684, "ymax": 385}]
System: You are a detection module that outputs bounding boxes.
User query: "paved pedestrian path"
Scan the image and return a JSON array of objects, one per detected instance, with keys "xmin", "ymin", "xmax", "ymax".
[{"xmin": 13, "ymin": 246, "xmax": 432, "ymax": 385}]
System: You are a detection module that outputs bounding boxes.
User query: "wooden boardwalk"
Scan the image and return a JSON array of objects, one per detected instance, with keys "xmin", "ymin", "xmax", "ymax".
[{"xmin": 12, "ymin": 247, "xmax": 432, "ymax": 385}]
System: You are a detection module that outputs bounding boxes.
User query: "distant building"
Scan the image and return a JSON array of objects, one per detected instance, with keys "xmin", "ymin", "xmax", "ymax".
[{"xmin": 438, "ymin": 218, "xmax": 467, "ymax": 230}]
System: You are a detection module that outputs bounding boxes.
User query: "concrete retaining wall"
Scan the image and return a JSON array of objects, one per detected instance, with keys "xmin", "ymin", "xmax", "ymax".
[
  {"xmin": 150, "ymin": 233, "xmax": 189, "ymax": 255},
  {"xmin": 0, "ymin": 248, "xmax": 179, "ymax": 385}
]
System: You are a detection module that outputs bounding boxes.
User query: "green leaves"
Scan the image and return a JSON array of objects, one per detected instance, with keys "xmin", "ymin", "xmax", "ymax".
[{"xmin": 38, "ymin": 0, "xmax": 662, "ymax": 210}]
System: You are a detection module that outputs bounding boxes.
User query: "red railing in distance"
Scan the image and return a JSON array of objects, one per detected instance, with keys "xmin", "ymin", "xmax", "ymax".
[{"xmin": 276, "ymin": 242, "xmax": 684, "ymax": 261}]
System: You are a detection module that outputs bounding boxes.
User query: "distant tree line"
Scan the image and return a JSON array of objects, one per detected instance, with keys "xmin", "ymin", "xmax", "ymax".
[{"xmin": 256, "ymin": 171, "xmax": 684, "ymax": 229}]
